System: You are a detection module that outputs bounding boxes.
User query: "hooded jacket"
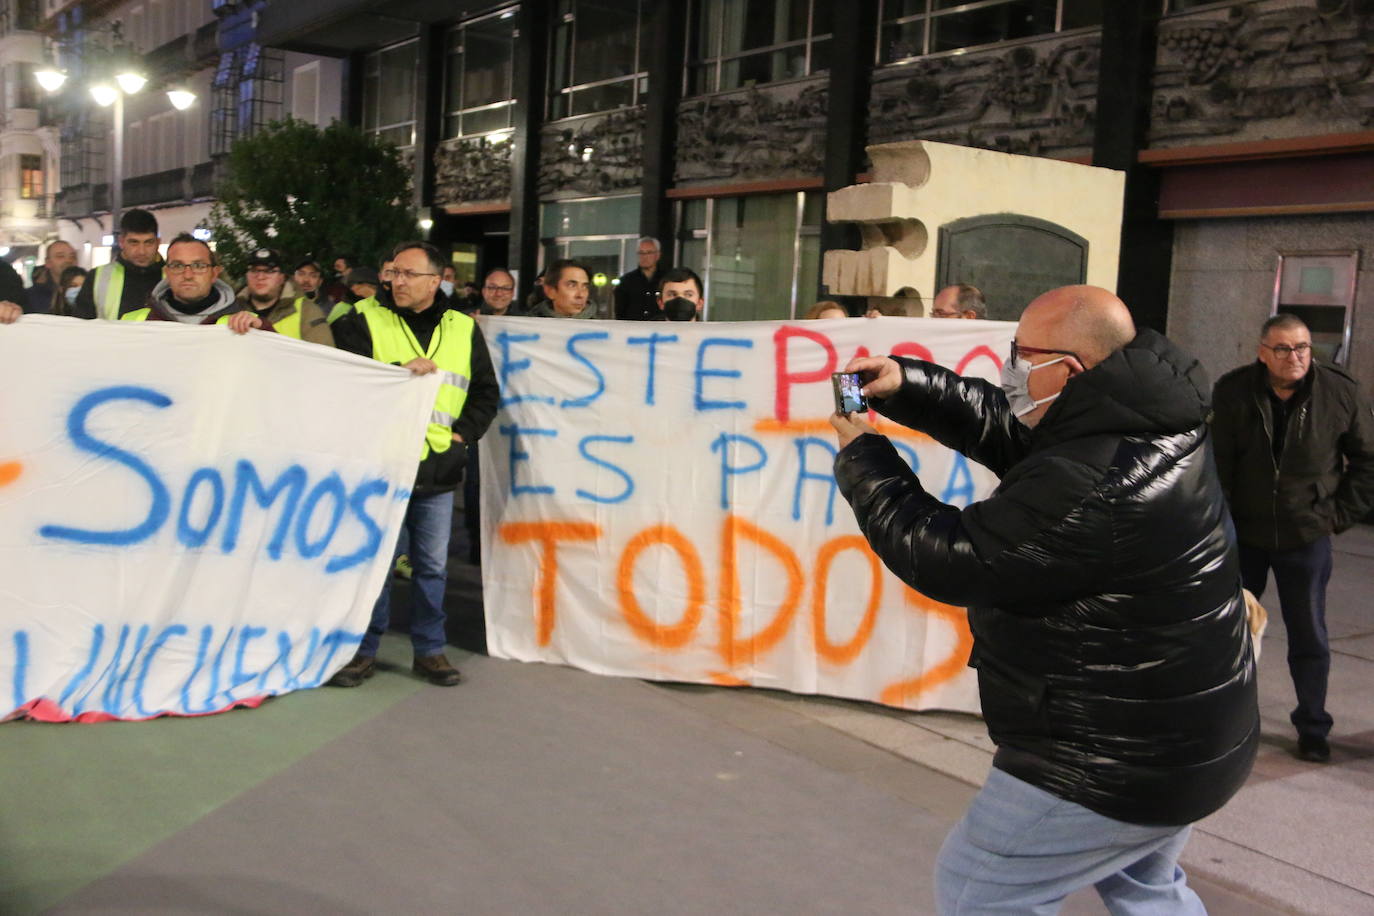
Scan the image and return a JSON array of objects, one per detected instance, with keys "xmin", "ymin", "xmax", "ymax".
[
  {"xmin": 138, "ymin": 278, "xmax": 242, "ymax": 324},
  {"xmin": 834, "ymin": 329, "xmax": 1258, "ymax": 826},
  {"xmin": 1211, "ymin": 360, "xmax": 1374, "ymax": 551}
]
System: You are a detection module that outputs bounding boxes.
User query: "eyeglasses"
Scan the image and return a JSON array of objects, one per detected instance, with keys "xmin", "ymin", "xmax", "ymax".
[
  {"xmin": 484, "ymin": 284, "xmax": 514, "ymax": 293},
  {"xmin": 246, "ymin": 267, "xmax": 281, "ymax": 276},
  {"xmin": 1261, "ymin": 342, "xmax": 1312, "ymax": 358},
  {"xmin": 1010, "ymin": 339, "xmax": 1081, "ymax": 365},
  {"xmin": 167, "ymin": 261, "xmax": 212, "ymax": 274},
  {"xmin": 393, "ymin": 269, "xmax": 438, "ymax": 282}
]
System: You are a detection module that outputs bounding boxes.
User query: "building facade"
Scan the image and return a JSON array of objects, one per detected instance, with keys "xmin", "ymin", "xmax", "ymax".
[
  {"xmin": 0, "ymin": 0, "xmax": 59, "ymax": 278},
  {"xmin": 256, "ymin": 0, "xmax": 1374, "ymax": 390},
  {"xmin": 37, "ymin": 0, "xmax": 341, "ymax": 269}
]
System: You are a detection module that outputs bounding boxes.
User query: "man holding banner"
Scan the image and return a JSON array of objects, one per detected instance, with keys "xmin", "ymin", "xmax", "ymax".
[
  {"xmin": 330, "ymin": 242, "xmax": 499, "ymax": 687},
  {"xmin": 72, "ymin": 209, "xmax": 165, "ymax": 321},
  {"xmin": 831, "ymin": 285, "xmax": 1258, "ymax": 914}
]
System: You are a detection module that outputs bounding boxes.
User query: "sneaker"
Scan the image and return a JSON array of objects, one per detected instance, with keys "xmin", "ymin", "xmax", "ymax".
[
  {"xmin": 394, "ymin": 554, "xmax": 413, "ymax": 579},
  {"xmin": 327, "ymin": 653, "xmax": 376, "ymax": 688},
  {"xmin": 1296, "ymin": 735, "xmax": 1331, "ymax": 763},
  {"xmin": 413, "ymin": 653, "xmax": 462, "ymax": 686}
]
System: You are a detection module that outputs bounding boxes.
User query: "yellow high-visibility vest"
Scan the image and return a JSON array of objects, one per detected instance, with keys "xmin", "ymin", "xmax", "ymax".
[
  {"xmin": 92, "ymin": 262, "xmax": 126, "ymax": 321},
  {"xmin": 120, "ymin": 308, "xmax": 233, "ymax": 325},
  {"xmin": 358, "ymin": 300, "xmax": 474, "ymax": 459}
]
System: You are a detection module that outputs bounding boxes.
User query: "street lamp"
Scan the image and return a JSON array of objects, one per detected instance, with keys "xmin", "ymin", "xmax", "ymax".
[
  {"xmin": 34, "ymin": 67, "xmax": 67, "ymax": 92},
  {"xmin": 34, "ymin": 25, "xmax": 196, "ymax": 243}
]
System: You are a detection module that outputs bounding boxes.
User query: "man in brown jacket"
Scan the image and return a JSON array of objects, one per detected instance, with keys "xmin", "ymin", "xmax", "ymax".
[{"xmin": 238, "ymin": 248, "xmax": 334, "ymax": 346}]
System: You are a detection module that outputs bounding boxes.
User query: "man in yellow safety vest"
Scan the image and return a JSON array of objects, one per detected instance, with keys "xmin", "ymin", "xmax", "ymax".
[
  {"xmin": 329, "ymin": 241, "xmax": 499, "ymax": 687},
  {"xmin": 73, "ymin": 209, "xmax": 165, "ymax": 321}
]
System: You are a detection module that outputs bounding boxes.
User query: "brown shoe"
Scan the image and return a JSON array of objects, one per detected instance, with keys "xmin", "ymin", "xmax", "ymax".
[
  {"xmin": 413, "ymin": 653, "xmax": 462, "ymax": 686},
  {"xmin": 327, "ymin": 653, "xmax": 376, "ymax": 688}
]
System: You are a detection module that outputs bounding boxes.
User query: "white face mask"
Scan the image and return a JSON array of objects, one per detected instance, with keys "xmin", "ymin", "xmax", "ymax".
[
  {"xmin": 1000, "ymin": 354, "xmax": 1068, "ymax": 418},
  {"xmin": 65, "ymin": 287, "xmax": 81, "ymax": 304},
  {"xmin": 439, "ymin": 280, "xmax": 455, "ymax": 297}
]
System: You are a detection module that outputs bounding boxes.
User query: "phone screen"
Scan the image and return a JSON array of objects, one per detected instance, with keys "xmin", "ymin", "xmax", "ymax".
[{"xmin": 833, "ymin": 372, "xmax": 868, "ymax": 415}]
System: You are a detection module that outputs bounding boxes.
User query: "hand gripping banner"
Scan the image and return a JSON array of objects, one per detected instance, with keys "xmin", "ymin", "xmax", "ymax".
[
  {"xmin": 479, "ymin": 316, "xmax": 1015, "ymax": 713},
  {"xmin": 0, "ymin": 317, "xmax": 439, "ymax": 721}
]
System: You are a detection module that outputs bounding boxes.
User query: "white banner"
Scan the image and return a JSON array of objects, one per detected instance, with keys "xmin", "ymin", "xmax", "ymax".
[
  {"xmin": 480, "ymin": 316, "xmax": 1015, "ymax": 713},
  {"xmin": 0, "ymin": 316, "xmax": 439, "ymax": 721}
]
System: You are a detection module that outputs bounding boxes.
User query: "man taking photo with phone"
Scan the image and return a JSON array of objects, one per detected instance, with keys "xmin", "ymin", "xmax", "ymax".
[{"xmin": 830, "ymin": 285, "xmax": 1257, "ymax": 914}]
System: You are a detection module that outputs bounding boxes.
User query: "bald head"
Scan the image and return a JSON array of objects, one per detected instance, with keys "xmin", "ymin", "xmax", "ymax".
[{"xmin": 1019, "ymin": 285, "xmax": 1135, "ymax": 368}]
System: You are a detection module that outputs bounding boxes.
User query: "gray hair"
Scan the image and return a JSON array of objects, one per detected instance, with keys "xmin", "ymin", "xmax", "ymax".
[
  {"xmin": 1260, "ymin": 313, "xmax": 1308, "ymax": 339},
  {"xmin": 638, "ymin": 236, "xmax": 661, "ymax": 253}
]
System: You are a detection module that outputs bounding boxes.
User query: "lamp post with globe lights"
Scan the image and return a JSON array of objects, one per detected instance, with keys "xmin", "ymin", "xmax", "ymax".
[{"xmin": 34, "ymin": 23, "xmax": 196, "ymax": 239}]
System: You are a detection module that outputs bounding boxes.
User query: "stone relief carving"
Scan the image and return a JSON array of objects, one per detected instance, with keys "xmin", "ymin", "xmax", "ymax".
[
  {"xmin": 1151, "ymin": 0, "xmax": 1374, "ymax": 146},
  {"xmin": 433, "ymin": 136, "xmax": 512, "ymax": 207},
  {"xmin": 674, "ymin": 80, "xmax": 828, "ymax": 184},
  {"xmin": 868, "ymin": 35, "xmax": 1100, "ymax": 158},
  {"xmin": 537, "ymin": 108, "xmax": 645, "ymax": 197}
]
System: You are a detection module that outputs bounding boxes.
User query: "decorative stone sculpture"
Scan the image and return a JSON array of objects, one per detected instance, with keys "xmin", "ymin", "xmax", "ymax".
[{"xmin": 822, "ymin": 140, "xmax": 1126, "ymax": 308}]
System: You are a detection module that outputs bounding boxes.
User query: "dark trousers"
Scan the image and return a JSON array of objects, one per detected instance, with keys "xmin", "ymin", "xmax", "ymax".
[{"xmin": 1238, "ymin": 537, "xmax": 1334, "ymax": 741}]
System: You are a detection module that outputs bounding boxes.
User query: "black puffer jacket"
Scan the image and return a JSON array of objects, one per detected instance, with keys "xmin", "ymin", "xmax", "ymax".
[{"xmin": 835, "ymin": 329, "xmax": 1258, "ymax": 826}]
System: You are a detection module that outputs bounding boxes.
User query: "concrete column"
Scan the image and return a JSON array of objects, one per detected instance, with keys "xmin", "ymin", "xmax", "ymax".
[{"xmin": 1093, "ymin": 0, "xmax": 1171, "ymax": 332}]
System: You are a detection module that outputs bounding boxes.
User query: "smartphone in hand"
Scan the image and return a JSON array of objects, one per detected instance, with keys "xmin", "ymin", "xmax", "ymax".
[{"xmin": 832, "ymin": 372, "xmax": 868, "ymax": 415}]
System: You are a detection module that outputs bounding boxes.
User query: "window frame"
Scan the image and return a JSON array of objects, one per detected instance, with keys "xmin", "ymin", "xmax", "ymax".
[
  {"xmin": 19, "ymin": 154, "xmax": 44, "ymax": 200},
  {"xmin": 876, "ymin": 0, "xmax": 1103, "ymax": 67},
  {"xmin": 442, "ymin": 6, "xmax": 518, "ymax": 141},
  {"xmin": 686, "ymin": 0, "xmax": 833, "ymax": 97},
  {"xmin": 547, "ymin": 0, "xmax": 648, "ymax": 121},
  {"xmin": 363, "ymin": 37, "xmax": 421, "ymax": 149},
  {"xmin": 675, "ymin": 190, "xmax": 821, "ymax": 322}
]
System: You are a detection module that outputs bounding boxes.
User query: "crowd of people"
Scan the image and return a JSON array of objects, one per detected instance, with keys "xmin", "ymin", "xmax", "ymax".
[{"xmin": 4, "ymin": 209, "xmax": 1373, "ymax": 913}]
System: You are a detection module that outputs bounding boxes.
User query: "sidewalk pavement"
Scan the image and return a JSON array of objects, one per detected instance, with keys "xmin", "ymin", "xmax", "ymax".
[
  {"xmin": 692, "ymin": 525, "xmax": 1374, "ymax": 915},
  {"xmin": 4, "ymin": 521, "xmax": 1368, "ymax": 913}
]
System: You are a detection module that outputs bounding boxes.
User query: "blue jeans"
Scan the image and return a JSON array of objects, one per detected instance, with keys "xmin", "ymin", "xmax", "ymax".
[
  {"xmin": 936, "ymin": 768, "xmax": 1203, "ymax": 915},
  {"xmin": 1238, "ymin": 537, "xmax": 1333, "ymax": 741},
  {"xmin": 360, "ymin": 489, "xmax": 453, "ymax": 657}
]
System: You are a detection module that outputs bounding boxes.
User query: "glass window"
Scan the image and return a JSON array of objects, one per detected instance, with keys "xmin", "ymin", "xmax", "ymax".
[
  {"xmin": 443, "ymin": 8, "xmax": 517, "ymax": 140},
  {"xmin": 13, "ymin": 62, "xmax": 39, "ymax": 110},
  {"xmin": 549, "ymin": 0, "xmax": 647, "ymax": 120},
  {"xmin": 540, "ymin": 195, "xmax": 640, "ymax": 237},
  {"xmin": 681, "ymin": 191, "xmax": 817, "ymax": 321},
  {"xmin": 878, "ymin": 0, "xmax": 1101, "ymax": 64},
  {"xmin": 20, "ymin": 154, "xmax": 43, "ymax": 199},
  {"xmin": 690, "ymin": 0, "xmax": 832, "ymax": 95},
  {"xmin": 364, "ymin": 39, "xmax": 419, "ymax": 148}
]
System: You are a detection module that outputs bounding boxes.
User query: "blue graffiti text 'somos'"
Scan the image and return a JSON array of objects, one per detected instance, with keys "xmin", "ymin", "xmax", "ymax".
[{"xmin": 38, "ymin": 386, "xmax": 390, "ymax": 571}]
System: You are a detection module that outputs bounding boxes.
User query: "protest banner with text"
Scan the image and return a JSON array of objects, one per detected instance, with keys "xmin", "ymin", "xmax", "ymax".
[
  {"xmin": 479, "ymin": 315, "xmax": 1015, "ymax": 713},
  {"xmin": 0, "ymin": 316, "xmax": 438, "ymax": 722}
]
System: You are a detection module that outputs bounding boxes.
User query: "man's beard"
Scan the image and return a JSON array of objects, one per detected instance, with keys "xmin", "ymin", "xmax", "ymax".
[{"xmin": 250, "ymin": 291, "xmax": 279, "ymax": 306}]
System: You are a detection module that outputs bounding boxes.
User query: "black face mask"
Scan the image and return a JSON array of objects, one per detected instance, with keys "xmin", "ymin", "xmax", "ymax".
[{"xmin": 664, "ymin": 296, "xmax": 697, "ymax": 322}]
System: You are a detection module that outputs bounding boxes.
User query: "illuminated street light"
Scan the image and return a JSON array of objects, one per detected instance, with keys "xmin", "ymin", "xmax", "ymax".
[
  {"xmin": 35, "ymin": 68, "xmax": 67, "ymax": 92},
  {"xmin": 167, "ymin": 88, "xmax": 196, "ymax": 110},
  {"xmin": 36, "ymin": 25, "xmax": 190, "ymax": 246},
  {"xmin": 89, "ymin": 83, "xmax": 118, "ymax": 107},
  {"xmin": 115, "ymin": 71, "xmax": 147, "ymax": 95}
]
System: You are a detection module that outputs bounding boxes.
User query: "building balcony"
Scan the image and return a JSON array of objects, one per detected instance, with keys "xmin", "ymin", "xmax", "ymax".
[
  {"xmin": 192, "ymin": 21, "xmax": 220, "ymax": 65},
  {"xmin": 125, "ymin": 168, "xmax": 188, "ymax": 208},
  {"xmin": 54, "ymin": 183, "xmax": 109, "ymax": 218}
]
